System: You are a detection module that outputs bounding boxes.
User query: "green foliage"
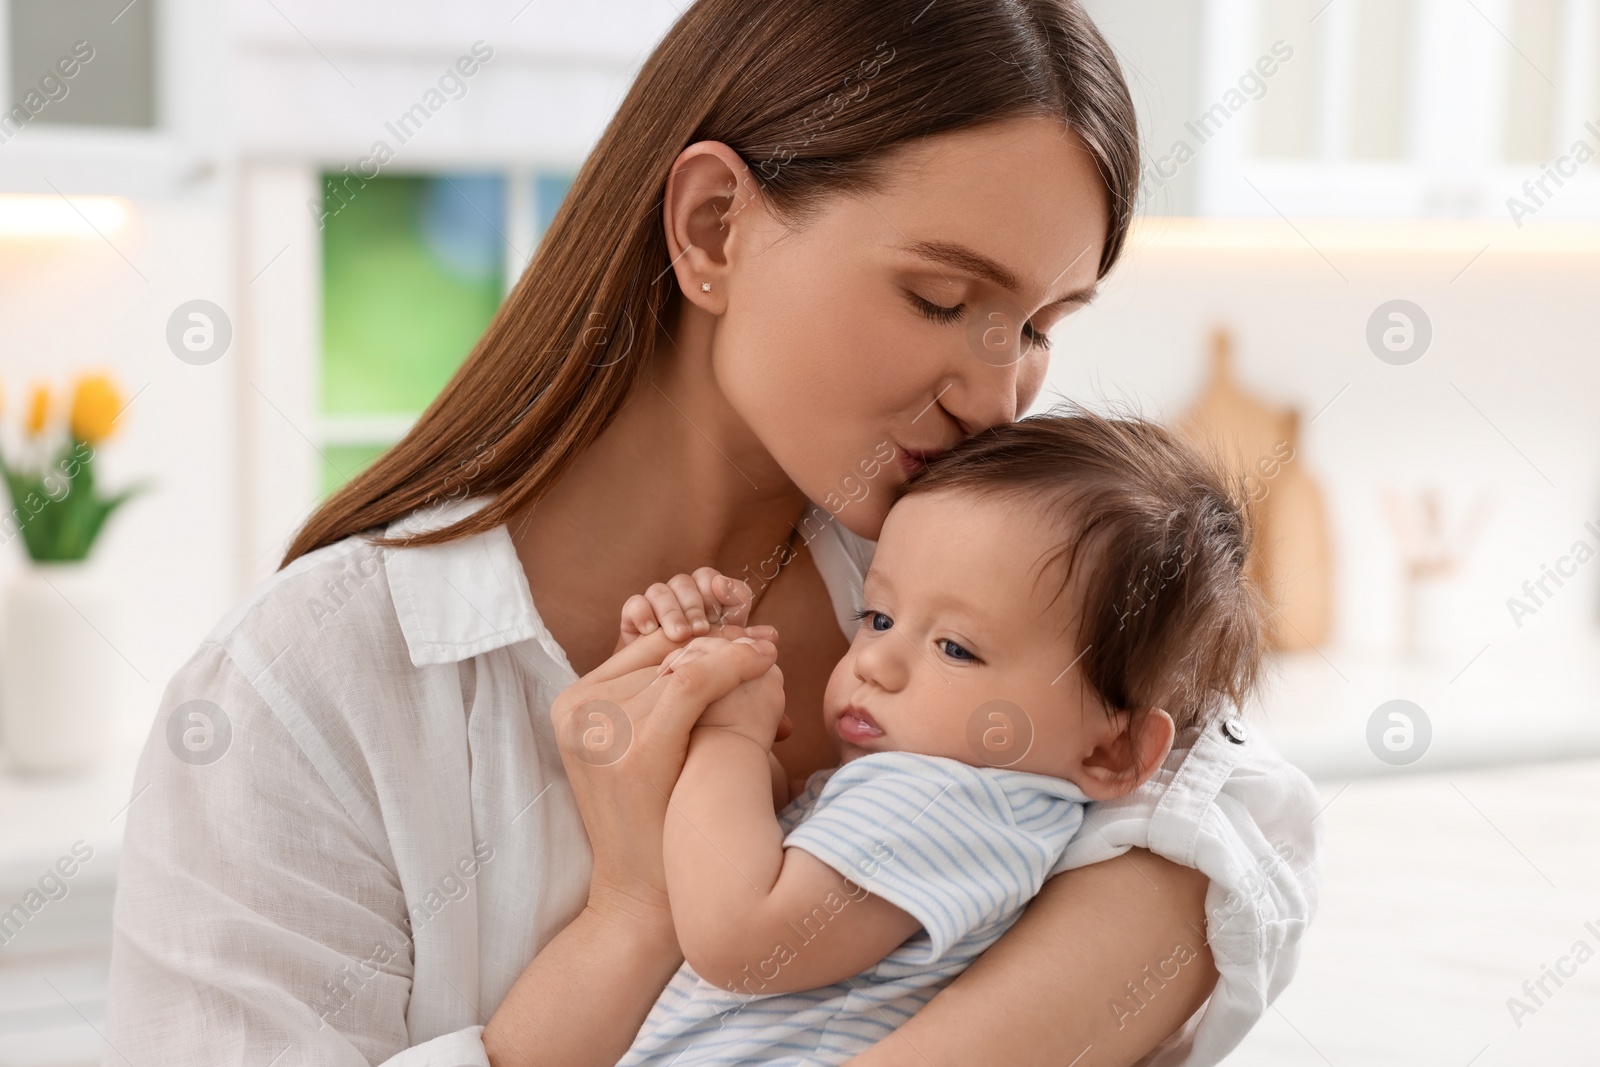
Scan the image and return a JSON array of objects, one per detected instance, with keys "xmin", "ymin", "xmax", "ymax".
[{"xmin": 0, "ymin": 439, "xmax": 146, "ymax": 562}]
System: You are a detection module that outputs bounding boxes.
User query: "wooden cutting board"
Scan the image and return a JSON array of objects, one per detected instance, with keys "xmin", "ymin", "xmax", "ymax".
[{"xmin": 1177, "ymin": 328, "xmax": 1332, "ymax": 651}]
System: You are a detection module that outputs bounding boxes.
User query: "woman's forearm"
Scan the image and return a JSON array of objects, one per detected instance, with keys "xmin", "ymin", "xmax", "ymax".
[
  {"xmin": 483, "ymin": 895, "xmax": 682, "ymax": 1067},
  {"xmin": 845, "ymin": 848, "xmax": 1218, "ymax": 1067}
]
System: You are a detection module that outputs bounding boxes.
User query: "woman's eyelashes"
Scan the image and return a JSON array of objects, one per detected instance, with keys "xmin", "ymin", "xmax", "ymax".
[
  {"xmin": 907, "ymin": 291, "xmax": 963, "ymax": 325},
  {"xmin": 905, "ymin": 290, "xmax": 1053, "ymax": 351}
]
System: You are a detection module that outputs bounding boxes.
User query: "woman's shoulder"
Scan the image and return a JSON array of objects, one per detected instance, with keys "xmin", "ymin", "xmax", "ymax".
[
  {"xmin": 204, "ymin": 531, "xmax": 391, "ymax": 649},
  {"xmin": 154, "ymin": 500, "xmax": 533, "ymax": 825},
  {"xmin": 169, "ymin": 495, "xmax": 545, "ymax": 767},
  {"xmin": 203, "ymin": 494, "xmax": 538, "ymax": 671}
]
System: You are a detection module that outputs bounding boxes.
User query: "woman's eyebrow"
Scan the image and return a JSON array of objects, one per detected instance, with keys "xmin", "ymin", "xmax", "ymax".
[{"xmin": 892, "ymin": 238, "xmax": 1099, "ymax": 309}]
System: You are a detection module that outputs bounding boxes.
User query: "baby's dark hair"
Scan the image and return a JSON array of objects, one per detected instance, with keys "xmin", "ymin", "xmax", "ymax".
[{"xmin": 894, "ymin": 404, "xmax": 1265, "ymax": 733}]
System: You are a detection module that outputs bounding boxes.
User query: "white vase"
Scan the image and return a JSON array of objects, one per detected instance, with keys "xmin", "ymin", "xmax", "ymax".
[
  {"xmin": 1400, "ymin": 570, "xmax": 1462, "ymax": 660},
  {"xmin": 0, "ymin": 562, "xmax": 116, "ymax": 774}
]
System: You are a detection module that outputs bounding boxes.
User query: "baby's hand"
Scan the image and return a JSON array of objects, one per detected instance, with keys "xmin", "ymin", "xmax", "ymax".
[
  {"xmin": 657, "ymin": 634, "xmax": 787, "ymax": 750},
  {"xmin": 619, "ymin": 567, "xmax": 756, "ymax": 647}
]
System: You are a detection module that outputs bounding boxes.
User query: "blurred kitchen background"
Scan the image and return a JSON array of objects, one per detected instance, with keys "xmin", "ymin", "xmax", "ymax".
[{"xmin": 0, "ymin": 0, "xmax": 1597, "ymax": 1064}]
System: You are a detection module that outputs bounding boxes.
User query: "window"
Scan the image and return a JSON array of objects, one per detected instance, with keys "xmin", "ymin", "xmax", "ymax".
[
  {"xmin": 1149, "ymin": 0, "xmax": 1600, "ymax": 218},
  {"xmin": 316, "ymin": 169, "xmax": 574, "ymax": 495},
  {"xmin": 1501, "ymin": 0, "xmax": 1563, "ymax": 163},
  {"xmin": 6, "ymin": 0, "xmax": 155, "ymax": 130}
]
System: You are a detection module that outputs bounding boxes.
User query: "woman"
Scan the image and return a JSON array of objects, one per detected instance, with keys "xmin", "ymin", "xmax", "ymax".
[{"xmin": 106, "ymin": 1, "xmax": 1321, "ymax": 1064}]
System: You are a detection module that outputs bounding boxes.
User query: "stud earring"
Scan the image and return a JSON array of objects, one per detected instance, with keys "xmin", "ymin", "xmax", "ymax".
[{"xmin": 700, "ymin": 282, "xmax": 712, "ymax": 292}]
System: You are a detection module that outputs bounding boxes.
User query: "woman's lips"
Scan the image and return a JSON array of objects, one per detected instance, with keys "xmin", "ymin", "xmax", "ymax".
[
  {"xmin": 896, "ymin": 445, "xmax": 933, "ymax": 478},
  {"xmin": 836, "ymin": 706, "xmax": 884, "ymax": 745}
]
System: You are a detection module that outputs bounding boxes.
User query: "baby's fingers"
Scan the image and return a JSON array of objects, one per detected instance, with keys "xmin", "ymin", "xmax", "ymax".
[
  {"xmin": 638, "ymin": 581, "xmax": 695, "ymax": 642},
  {"xmin": 695, "ymin": 566, "xmax": 754, "ymax": 627},
  {"xmin": 619, "ymin": 593, "xmax": 663, "ymax": 644},
  {"xmin": 667, "ymin": 573, "xmax": 713, "ymax": 637}
]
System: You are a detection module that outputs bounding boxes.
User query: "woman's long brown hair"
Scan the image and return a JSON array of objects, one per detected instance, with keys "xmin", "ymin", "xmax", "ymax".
[{"xmin": 282, "ymin": 0, "xmax": 1140, "ymax": 567}]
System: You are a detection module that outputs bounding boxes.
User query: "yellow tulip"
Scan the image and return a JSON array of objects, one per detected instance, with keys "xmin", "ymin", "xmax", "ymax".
[
  {"xmin": 25, "ymin": 384, "xmax": 50, "ymax": 437},
  {"xmin": 70, "ymin": 374, "xmax": 122, "ymax": 444}
]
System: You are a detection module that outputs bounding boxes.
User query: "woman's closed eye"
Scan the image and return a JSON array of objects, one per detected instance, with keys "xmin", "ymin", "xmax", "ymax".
[{"xmin": 905, "ymin": 290, "xmax": 1052, "ymax": 351}]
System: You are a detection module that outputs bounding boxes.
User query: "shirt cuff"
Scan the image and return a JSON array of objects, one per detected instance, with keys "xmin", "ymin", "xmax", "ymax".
[
  {"xmin": 1053, "ymin": 720, "xmax": 1324, "ymax": 1067},
  {"xmin": 377, "ymin": 1026, "xmax": 490, "ymax": 1067}
]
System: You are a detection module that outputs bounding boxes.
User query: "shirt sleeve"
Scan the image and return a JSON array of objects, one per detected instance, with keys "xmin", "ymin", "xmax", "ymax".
[
  {"xmin": 105, "ymin": 639, "xmax": 491, "ymax": 1067},
  {"xmin": 1049, "ymin": 718, "xmax": 1325, "ymax": 1067},
  {"xmin": 782, "ymin": 752, "xmax": 1083, "ymax": 964}
]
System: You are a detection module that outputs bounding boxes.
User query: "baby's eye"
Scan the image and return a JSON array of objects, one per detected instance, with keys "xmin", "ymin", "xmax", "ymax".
[
  {"xmin": 938, "ymin": 638, "xmax": 977, "ymax": 662},
  {"xmin": 851, "ymin": 608, "xmax": 893, "ymax": 632}
]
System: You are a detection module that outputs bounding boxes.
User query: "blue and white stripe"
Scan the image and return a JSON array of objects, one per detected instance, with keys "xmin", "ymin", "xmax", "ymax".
[{"xmin": 619, "ymin": 751, "xmax": 1089, "ymax": 1066}]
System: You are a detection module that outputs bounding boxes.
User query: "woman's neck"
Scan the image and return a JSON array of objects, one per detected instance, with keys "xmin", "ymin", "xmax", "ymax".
[{"xmin": 508, "ymin": 323, "xmax": 811, "ymax": 677}]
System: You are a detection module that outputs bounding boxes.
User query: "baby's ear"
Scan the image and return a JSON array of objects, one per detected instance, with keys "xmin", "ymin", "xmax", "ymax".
[{"xmin": 1074, "ymin": 707, "xmax": 1175, "ymax": 802}]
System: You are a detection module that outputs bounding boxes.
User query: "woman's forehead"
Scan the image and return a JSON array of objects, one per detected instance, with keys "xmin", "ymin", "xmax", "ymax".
[{"xmin": 848, "ymin": 117, "xmax": 1109, "ymax": 296}]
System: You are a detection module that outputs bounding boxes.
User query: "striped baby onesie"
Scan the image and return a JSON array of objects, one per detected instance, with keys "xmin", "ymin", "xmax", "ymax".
[{"xmin": 618, "ymin": 750, "xmax": 1091, "ymax": 1066}]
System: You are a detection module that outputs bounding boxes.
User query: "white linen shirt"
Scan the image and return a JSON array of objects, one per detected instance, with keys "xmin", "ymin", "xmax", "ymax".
[{"xmin": 105, "ymin": 494, "xmax": 1322, "ymax": 1067}]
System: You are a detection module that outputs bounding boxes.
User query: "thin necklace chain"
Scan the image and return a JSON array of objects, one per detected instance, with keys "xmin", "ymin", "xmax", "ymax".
[{"xmin": 745, "ymin": 524, "xmax": 803, "ymax": 620}]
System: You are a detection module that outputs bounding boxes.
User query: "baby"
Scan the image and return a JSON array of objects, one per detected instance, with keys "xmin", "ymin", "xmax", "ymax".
[{"xmin": 615, "ymin": 410, "xmax": 1266, "ymax": 1066}]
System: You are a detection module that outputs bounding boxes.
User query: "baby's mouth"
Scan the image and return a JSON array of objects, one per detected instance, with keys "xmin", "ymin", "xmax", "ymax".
[{"xmin": 836, "ymin": 705, "xmax": 884, "ymax": 744}]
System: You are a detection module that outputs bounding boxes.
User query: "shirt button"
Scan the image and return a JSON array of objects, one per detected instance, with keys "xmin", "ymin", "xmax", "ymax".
[{"xmin": 1222, "ymin": 718, "xmax": 1249, "ymax": 744}]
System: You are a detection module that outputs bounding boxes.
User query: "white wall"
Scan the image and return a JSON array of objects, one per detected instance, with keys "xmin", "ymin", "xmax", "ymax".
[
  {"xmin": 230, "ymin": 0, "xmax": 676, "ymax": 166},
  {"xmin": 0, "ymin": 196, "xmax": 240, "ymax": 746},
  {"xmin": 1049, "ymin": 222, "xmax": 1600, "ymax": 661}
]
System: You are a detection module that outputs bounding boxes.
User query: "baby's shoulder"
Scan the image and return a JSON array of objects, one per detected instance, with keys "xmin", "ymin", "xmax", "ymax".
[{"xmin": 783, "ymin": 752, "xmax": 1089, "ymax": 842}]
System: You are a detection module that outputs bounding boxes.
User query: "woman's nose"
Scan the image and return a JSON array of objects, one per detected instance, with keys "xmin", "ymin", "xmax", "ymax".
[{"xmin": 941, "ymin": 340, "xmax": 1049, "ymax": 436}]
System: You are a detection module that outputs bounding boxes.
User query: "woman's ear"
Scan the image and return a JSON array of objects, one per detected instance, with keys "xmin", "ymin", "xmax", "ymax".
[
  {"xmin": 1074, "ymin": 706, "xmax": 1175, "ymax": 802},
  {"xmin": 660, "ymin": 141, "xmax": 763, "ymax": 312}
]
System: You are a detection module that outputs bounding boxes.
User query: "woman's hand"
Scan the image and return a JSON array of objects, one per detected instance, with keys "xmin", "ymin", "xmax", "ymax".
[
  {"xmin": 487, "ymin": 625, "xmax": 784, "ymax": 1067},
  {"xmin": 550, "ymin": 622, "xmax": 781, "ymax": 931}
]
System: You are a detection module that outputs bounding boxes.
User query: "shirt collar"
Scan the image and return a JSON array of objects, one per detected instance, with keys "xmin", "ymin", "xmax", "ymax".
[
  {"xmin": 382, "ymin": 493, "xmax": 869, "ymax": 676},
  {"xmin": 385, "ymin": 494, "xmax": 573, "ymax": 674}
]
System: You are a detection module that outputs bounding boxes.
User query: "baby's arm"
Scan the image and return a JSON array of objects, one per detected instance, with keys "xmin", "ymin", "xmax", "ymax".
[
  {"xmin": 663, "ymin": 726, "xmax": 922, "ymax": 996},
  {"xmin": 616, "ymin": 570, "xmax": 791, "ymax": 809}
]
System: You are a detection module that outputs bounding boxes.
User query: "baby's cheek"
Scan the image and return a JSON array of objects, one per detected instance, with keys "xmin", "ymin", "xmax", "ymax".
[{"xmin": 819, "ymin": 651, "xmax": 856, "ymax": 716}]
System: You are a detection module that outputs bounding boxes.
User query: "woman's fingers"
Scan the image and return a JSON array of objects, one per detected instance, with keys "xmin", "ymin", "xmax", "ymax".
[
  {"xmin": 648, "ymin": 636, "xmax": 778, "ymax": 739},
  {"xmin": 583, "ymin": 626, "xmax": 694, "ymax": 684},
  {"xmin": 651, "ymin": 626, "xmax": 778, "ymax": 679},
  {"xmin": 582, "ymin": 620, "xmax": 780, "ymax": 690},
  {"xmin": 654, "ymin": 634, "xmax": 729, "ymax": 677}
]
